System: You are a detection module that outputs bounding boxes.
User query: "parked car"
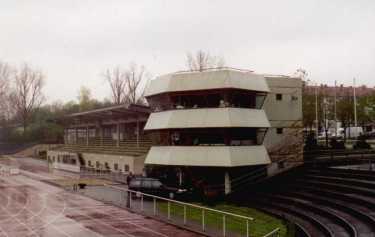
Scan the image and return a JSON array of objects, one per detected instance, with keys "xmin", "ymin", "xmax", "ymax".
[{"xmin": 128, "ymin": 177, "xmax": 189, "ymax": 199}]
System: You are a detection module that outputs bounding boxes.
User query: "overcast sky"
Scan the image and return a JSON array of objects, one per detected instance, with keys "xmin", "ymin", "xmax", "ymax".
[{"xmin": 1, "ymin": 0, "xmax": 374, "ymax": 103}]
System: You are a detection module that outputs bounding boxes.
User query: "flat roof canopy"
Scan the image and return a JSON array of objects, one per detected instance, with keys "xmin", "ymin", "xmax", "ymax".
[
  {"xmin": 58, "ymin": 104, "xmax": 151, "ymax": 124},
  {"xmin": 145, "ymin": 145, "xmax": 271, "ymax": 167},
  {"xmin": 145, "ymin": 68, "xmax": 270, "ymax": 97},
  {"xmin": 144, "ymin": 108, "xmax": 270, "ymax": 130}
]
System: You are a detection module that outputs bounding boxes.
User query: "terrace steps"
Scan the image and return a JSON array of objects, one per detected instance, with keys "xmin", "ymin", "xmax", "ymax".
[{"xmin": 240, "ymin": 166, "xmax": 375, "ymax": 237}]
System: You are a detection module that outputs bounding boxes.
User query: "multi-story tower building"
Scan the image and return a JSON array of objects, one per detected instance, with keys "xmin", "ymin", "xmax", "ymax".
[
  {"xmin": 143, "ymin": 68, "xmax": 272, "ymax": 195},
  {"xmin": 263, "ymin": 75, "xmax": 303, "ymax": 164}
]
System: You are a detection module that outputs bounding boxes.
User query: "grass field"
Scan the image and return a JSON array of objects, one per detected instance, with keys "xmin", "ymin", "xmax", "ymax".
[{"xmin": 158, "ymin": 202, "xmax": 288, "ymax": 237}]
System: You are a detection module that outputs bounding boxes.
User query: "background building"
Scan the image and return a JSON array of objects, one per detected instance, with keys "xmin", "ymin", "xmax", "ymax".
[
  {"xmin": 47, "ymin": 68, "xmax": 303, "ymax": 196},
  {"xmin": 48, "ymin": 104, "xmax": 151, "ymax": 173},
  {"xmin": 263, "ymin": 75, "xmax": 303, "ymax": 163}
]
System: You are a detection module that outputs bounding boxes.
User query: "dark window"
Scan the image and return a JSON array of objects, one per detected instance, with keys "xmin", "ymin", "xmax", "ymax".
[
  {"xmin": 57, "ymin": 156, "xmax": 61, "ymax": 163},
  {"xmin": 124, "ymin": 164, "xmax": 130, "ymax": 172},
  {"xmin": 276, "ymin": 128, "xmax": 284, "ymax": 134},
  {"xmin": 276, "ymin": 94, "xmax": 283, "ymax": 101},
  {"xmin": 96, "ymin": 161, "xmax": 100, "ymax": 168},
  {"xmin": 114, "ymin": 163, "xmax": 118, "ymax": 170},
  {"xmin": 88, "ymin": 160, "xmax": 92, "ymax": 167}
]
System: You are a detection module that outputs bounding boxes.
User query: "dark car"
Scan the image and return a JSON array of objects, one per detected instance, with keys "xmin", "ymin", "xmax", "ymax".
[{"xmin": 128, "ymin": 177, "xmax": 189, "ymax": 199}]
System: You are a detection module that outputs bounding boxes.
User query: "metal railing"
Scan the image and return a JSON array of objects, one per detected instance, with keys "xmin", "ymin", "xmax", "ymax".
[
  {"xmin": 304, "ymin": 149, "xmax": 375, "ymax": 162},
  {"xmin": 76, "ymin": 184, "xmax": 280, "ymax": 237},
  {"xmin": 262, "ymin": 228, "xmax": 280, "ymax": 237}
]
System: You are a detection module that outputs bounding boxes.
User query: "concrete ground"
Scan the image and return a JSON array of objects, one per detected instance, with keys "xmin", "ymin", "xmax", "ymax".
[{"xmin": 0, "ymin": 157, "xmax": 203, "ymax": 237}]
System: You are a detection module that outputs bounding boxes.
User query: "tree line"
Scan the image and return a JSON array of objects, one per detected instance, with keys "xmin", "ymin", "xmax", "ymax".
[{"xmin": 0, "ymin": 51, "xmax": 225, "ymax": 143}]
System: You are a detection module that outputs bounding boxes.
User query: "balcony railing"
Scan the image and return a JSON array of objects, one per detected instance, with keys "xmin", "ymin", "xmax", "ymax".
[{"xmin": 57, "ymin": 137, "xmax": 152, "ymax": 156}]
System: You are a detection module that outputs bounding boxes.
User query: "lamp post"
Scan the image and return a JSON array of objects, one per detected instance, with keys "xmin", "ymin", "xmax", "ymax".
[
  {"xmin": 307, "ymin": 79, "xmax": 319, "ymax": 139},
  {"xmin": 315, "ymin": 83, "xmax": 319, "ymax": 139}
]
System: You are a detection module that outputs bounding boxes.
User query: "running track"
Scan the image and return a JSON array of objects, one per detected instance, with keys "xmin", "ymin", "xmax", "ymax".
[{"xmin": 0, "ymin": 160, "xmax": 203, "ymax": 237}]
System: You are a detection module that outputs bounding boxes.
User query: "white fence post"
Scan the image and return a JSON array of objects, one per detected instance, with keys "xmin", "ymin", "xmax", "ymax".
[
  {"xmin": 153, "ymin": 198, "xmax": 157, "ymax": 216},
  {"xmin": 167, "ymin": 201, "xmax": 171, "ymax": 220},
  {"xmin": 223, "ymin": 215, "xmax": 226, "ymax": 237},
  {"xmin": 141, "ymin": 194, "xmax": 144, "ymax": 211},
  {"xmin": 183, "ymin": 205, "xmax": 187, "ymax": 225},
  {"xmin": 202, "ymin": 209, "xmax": 205, "ymax": 232},
  {"xmin": 246, "ymin": 219, "xmax": 249, "ymax": 237}
]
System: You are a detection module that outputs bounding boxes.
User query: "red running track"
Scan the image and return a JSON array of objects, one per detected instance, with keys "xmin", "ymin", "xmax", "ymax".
[{"xmin": 0, "ymin": 162, "xmax": 203, "ymax": 237}]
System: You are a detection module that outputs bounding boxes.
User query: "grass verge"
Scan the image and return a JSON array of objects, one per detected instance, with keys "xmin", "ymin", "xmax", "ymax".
[{"xmin": 158, "ymin": 202, "xmax": 287, "ymax": 237}]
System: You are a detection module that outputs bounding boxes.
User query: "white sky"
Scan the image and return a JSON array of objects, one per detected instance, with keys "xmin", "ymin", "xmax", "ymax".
[{"xmin": 1, "ymin": 0, "xmax": 374, "ymax": 103}]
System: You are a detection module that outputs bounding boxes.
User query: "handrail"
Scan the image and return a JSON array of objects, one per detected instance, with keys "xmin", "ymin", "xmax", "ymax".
[
  {"xmin": 173, "ymin": 67, "xmax": 254, "ymax": 74},
  {"xmin": 106, "ymin": 184, "xmax": 254, "ymax": 221},
  {"xmin": 262, "ymin": 228, "xmax": 280, "ymax": 237},
  {"xmin": 75, "ymin": 183, "xmax": 281, "ymax": 237}
]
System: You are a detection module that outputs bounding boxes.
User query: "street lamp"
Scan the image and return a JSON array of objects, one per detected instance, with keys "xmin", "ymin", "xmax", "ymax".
[{"xmin": 307, "ymin": 79, "xmax": 319, "ymax": 139}]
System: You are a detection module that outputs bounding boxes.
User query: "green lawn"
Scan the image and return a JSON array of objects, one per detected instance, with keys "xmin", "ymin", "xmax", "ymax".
[{"xmin": 158, "ymin": 202, "xmax": 288, "ymax": 237}]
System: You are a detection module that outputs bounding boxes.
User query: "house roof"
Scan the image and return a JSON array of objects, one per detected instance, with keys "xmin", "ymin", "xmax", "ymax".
[{"xmin": 59, "ymin": 104, "xmax": 151, "ymax": 123}]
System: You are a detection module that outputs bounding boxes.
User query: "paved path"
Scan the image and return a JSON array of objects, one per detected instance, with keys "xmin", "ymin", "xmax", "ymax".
[{"xmin": 0, "ymin": 157, "xmax": 204, "ymax": 237}]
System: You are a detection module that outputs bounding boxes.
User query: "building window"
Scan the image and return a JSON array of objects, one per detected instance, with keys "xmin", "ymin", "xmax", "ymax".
[
  {"xmin": 57, "ymin": 156, "xmax": 61, "ymax": 163},
  {"xmin": 53, "ymin": 156, "xmax": 55, "ymax": 162},
  {"xmin": 276, "ymin": 128, "xmax": 284, "ymax": 134},
  {"xmin": 114, "ymin": 163, "xmax": 118, "ymax": 170},
  {"xmin": 88, "ymin": 160, "xmax": 92, "ymax": 167},
  {"xmin": 276, "ymin": 94, "xmax": 283, "ymax": 101},
  {"xmin": 96, "ymin": 161, "xmax": 100, "ymax": 168},
  {"xmin": 124, "ymin": 164, "xmax": 129, "ymax": 172}
]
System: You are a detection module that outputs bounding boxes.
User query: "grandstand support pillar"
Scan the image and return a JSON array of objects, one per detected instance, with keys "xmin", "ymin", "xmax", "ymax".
[
  {"xmin": 224, "ymin": 171, "xmax": 231, "ymax": 195},
  {"xmin": 86, "ymin": 126, "xmax": 89, "ymax": 146},
  {"xmin": 116, "ymin": 122, "xmax": 120, "ymax": 147}
]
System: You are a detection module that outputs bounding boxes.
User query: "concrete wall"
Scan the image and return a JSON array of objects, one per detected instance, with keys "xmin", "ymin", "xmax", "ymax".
[
  {"xmin": 82, "ymin": 153, "xmax": 145, "ymax": 174},
  {"xmin": 263, "ymin": 76, "xmax": 304, "ymax": 162},
  {"xmin": 47, "ymin": 150, "xmax": 145, "ymax": 175}
]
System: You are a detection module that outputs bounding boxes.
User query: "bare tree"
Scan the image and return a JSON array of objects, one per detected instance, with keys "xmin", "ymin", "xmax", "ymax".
[
  {"xmin": 124, "ymin": 63, "xmax": 149, "ymax": 105},
  {"xmin": 0, "ymin": 62, "xmax": 10, "ymax": 97},
  {"xmin": 0, "ymin": 62, "xmax": 11, "ymax": 123},
  {"xmin": 103, "ymin": 66, "xmax": 127, "ymax": 104},
  {"xmin": 186, "ymin": 50, "xmax": 225, "ymax": 72},
  {"xmin": 293, "ymin": 68, "xmax": 308, "ymax": 80},
  {"xmin": 9, "ymin": 63, "xmax": 45, "ymax": 133}
]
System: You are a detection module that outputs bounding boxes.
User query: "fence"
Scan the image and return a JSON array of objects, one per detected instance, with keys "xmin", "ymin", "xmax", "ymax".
[{"xmin": 76, "ymin": 184, "xmax": 280, "ymax": 237}]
